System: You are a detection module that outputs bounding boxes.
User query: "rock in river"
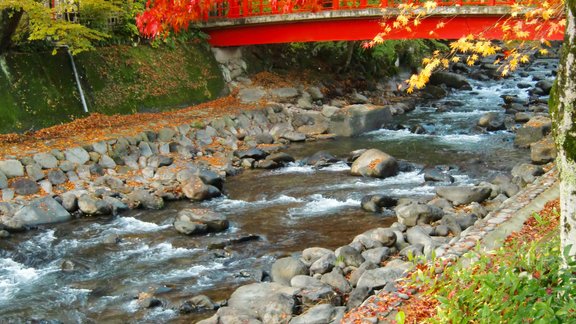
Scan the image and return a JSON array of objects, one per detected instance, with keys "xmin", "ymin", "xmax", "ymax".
[{"xmin": 351, "ymin": 149, "xmax": 398, "ymax": 178}]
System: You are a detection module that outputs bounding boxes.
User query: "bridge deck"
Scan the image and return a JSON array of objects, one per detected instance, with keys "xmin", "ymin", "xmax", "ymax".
[{"xmin": 200, "ymin": 1, "xmax": 564, "ymax": 46}]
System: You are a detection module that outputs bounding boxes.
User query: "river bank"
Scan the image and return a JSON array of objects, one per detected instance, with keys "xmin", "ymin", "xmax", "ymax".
[{"xmin": 0, "ymin": 48, "xmax": 560, "ymax": 322}]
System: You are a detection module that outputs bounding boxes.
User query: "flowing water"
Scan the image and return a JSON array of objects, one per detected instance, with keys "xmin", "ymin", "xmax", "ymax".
[{"xmin": 0, "ymin": 59, "xmax": 557, "ymax": 323}]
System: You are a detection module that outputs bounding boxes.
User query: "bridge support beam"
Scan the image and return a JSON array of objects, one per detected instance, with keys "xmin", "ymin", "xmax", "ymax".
[{"xmin": 204, "ymin": 16, "xmax": 564, "ymax": 47}]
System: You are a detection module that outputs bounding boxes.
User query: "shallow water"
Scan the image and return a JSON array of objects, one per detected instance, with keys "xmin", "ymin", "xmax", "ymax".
[{"xmin": 0, "ymin": 59, "xmax": 557, "ymax": 322}]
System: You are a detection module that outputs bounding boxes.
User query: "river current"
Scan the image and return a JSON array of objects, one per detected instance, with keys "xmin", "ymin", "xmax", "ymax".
[{"xmin": 0, "ymin": 58, "xmax": 556, "ymax": 322}]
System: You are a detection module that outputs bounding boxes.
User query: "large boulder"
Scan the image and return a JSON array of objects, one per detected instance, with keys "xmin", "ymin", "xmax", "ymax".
[
  {"xmin": 0, "ymin": 171, "xmax": 8, "ymax": 189},
  {"xmin": 238, "ymin": 87, "xmax": 266, "ymax": 104},
  {"xmin": 227, "ymin": 283, "xmax": 299, "ymax": 322},
  {"xmin": 11, "ymin": 178, "xmax": 39, "ymax": 195},
  {"xmin": 514, "ymin": 116, "xmax": 552, "ymax": 148},
  {"xmin": 0, "ymin": 160, "xmax": 24, "ymax": 178},
  {"xmin": 530, "ymin": 136, "xmax": 557, "ymax": 164},
  {"xmin": 177, "ymin": 208, "xmax": 229, "ymax": 232},
  {"xmin": 304, "ymin": 151, "xmax": 339, "ymax": 167},
  {"xmin": 78, "ymin": 194, "xmax": 112, "ymax": 215},
  {"xmin": 429, "ymin": 71, "xmax": 472, "ymax": 90},
  {"xmin": 64, "ymin": 147, "xmax": 90, "ymax": 165},
  {"xmin": 335, "ymin": 245, "xmax": 365, "ymax": 267},
  {"xmin": 356, "ymin": 262, "xmax": 410, "ymax": 290},
  {"xmin": 271, "ymin": 257, "xmax": 308, "ymax": 285},
  {"xmin": 33, "ymin": 153, "xmax": 59, "ymax": 169},
  {"xmin": 436, "ymin": 186, "xmax": 491, "ymax": 206},
  {"xmin": 2, "ymin": 197, "xmax": 71, "ymax": 230},
  {"xmin": 395, "ymin": 202, "xmax": 444, "ymax": 227},
  {"xmin": 360, "ymin": 194, "xmax": 397, "ymax": 213},
  {"xmin": 328, "ymin": 105, "xmax": 392, "ymax": 137},
  {"xmin": 182, "ymin": 176, "xmax": 221, "ymax": 201},
  {"xmin": 350, "ymin": 149, "xmax": 398, "ymax": 178},
  {"xmin": 511, "ymin": 163, "xmax": 545, "ymax": 184}
]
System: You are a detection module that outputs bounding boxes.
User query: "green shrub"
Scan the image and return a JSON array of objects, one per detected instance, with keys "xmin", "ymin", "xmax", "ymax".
[{"xmin": 428, "ymin": 237, "xmax": 576, "ymax": 323}]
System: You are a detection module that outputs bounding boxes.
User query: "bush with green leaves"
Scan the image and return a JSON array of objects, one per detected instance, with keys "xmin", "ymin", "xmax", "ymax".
[{"xmin": 428, "ymin": 237, "xmax": 576, "ymax": 323}]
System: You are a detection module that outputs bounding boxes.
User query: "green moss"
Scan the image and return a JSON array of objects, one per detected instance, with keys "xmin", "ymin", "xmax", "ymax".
[
  {"xmin": 0, "ymin": 51, "xmax": 85, "ymax": 134},
  {"xmin": 0, "ymin": 41, "xmax": 225, "ymax": 134}
]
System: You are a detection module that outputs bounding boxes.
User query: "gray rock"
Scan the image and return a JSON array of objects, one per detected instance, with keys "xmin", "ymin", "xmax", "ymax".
[
  {"xmin": 406, "ymin": 226, "xmax": 435, "ymax": 247},
  {"xmin": 0, "ymin": 160, "xmax": 24, "ymax": 178},
  {"xmin": 348, "ymin": 261, "xmax": 378, "ymax": 288},
  {"xmin": 515, "ymin": 112, "xmax": 532, "ymax": 123},
  {"xmin": 423, "ymin": 168, "xmax": 454, "ymax": 183},
  {"xmin": 356, "ymin": 265, "xmax": 408, "ymax": 290},
  {"xmin": 78, "ymin": 194, "xmax": 111, "ymax": 216},
  {"xmin": 61, "ymin": 192, "xmax": 78, "ymax": 212},
  {"xmin": 3, "ymin": 197, "xmax": 70, "ymax": 230},
  {"xmin": 267, "ymin": 152, "xmax": 295, "ymax": 165},
  {"xmin": 308, "ymin": 86, "xmax": 324, "ymax": 100},
  {"xmin": 235, "ymin": 148, "xmax": 269, "ymax": 160},
  {"xmin": 455, "ymin": 213, "xmax": 478, "ymax": 230},
  {"xmin": 351, "ymin": 149, "xmax": 398, "ymax": 178},
  {"xmin": 139, "ymin": 142, "xmax": 154, "ymax": 157},
  {"xmin": 0, "ymin": 171, "xmax": 8, "ymax": 189},
  {"xmin": 39, "ymin": 180, "xmax": 53, "ymax": 194},
  {"xmin": 361, "ymin": 247, "xmax": 390, "ymax": 265},
  {"xmin": 271, "ymin": 257, "xmax": 309, "ymax": 286},
  {"xmin": 12, "ymin": 178, "xmax": 39, "ymax": 195},
  {"xmin": 26, "ymin": 164, "xmax": 45, "ymax": 182},
  {"xmin": 281, "ymin": 131, "xmax": 306, "ymax": 142},
  {"xmin": 127, "ymin": 190, "xmax": 164, "ymax": 210},
  {"xmin": 430, "ymin": 71, "xmax": 472, "ymax": 89},
  {"xmin": 364, "ymin": 228, "xmax": 397, "ymax": 247},
  {"xmin": 290, "ymin": 275, "xmax": 327, "ymax": 289},
  {"xmin": 535, "ymin": 79, "xmax": 553, "ymax": 95},
  {"xmin": 289, "ymin": 304, "xmax": 337, "ymax": 324},
  {"xmin": 436, "ymin": 186, "xmax": 491, "ymax": 206},
  {"xmin": 64, "ymin": 148, "xmax": 90, "ymax": 165},
  {"xmin": 60, "ymin": 161, "xmax": 75, "ymax": 172},
  {"xmin": 310, "ymin": 252, "xmax": 336, "ymax": 275},
  {"xmin": 395, "ymin": 202, "xmax": 444, "ymax": 227},
  {"xmin": 178, "ymin": 208, "xmax": 229, "ymax": 232},
  {"xmin": 350, "ymin": 92, "xmax": 369, "ymax": 104},
  {"xmin": 33, "ymin": 153, "xmax": 58, "ymax": 169},
  {"xmin": 440, "ymin": 214, "xmax": 462, "ymax": 236},
  {"xmin": 321, "ymin": 105, "xmax": 340, "ymax": 118},
  {"xmin": 335, "ymin": 245, "xmax": 365, "ymax": 267},
  {"xmin": 360, "ymin": 195, "xmax": 383, "ymax": 212},
  {"xmin": 347, "ymin": 286, "xmax": 372, "ymax": 309},
  {"xmin": 99, "ymin": 155, "xmax": 117, "ymax": 169},
  {"xmin": 511, "ymin": 163, "xmax": 544, "ymax": 184},
  {"xmin": 399, "ymin": 244, "xmax": 424, "ymax": 259},
  {"xmin": 174, "ymin": 220, "xmax": 208, "ymax": 235},
  {"xmin": 103, "ymin": 196, "xmax": 129, "ymax": 215},
  {"xmin": 321, "ymin": 268, "xmax": 351, "ymax": 293},
  {"xmin": 256, "ymin": 160, "xmax": 279, "ymax": 169},
  {"xmin": 239, "ymin": 87, "xmax": 266, "ymax": 104},
  {"xmin": 228, "ymin": 282, "xmax": 299, "ymax": 321},
  {"xmin": 530, "ymin": 136, "xmax": 557, "ymax": 164},
  {"xmin": 515, "ymin": 116, "xmax": 552, "ymax": 148},
  {"xmin": 352, "ymin": 234, "xmax": 383, "ymax": 250},
  {"xmin": 302, "ymin": 247, "xmax": 334, "ymax": 264},
  {"xmin": 158, "ymin": 127, "xmax": 177, "ymax": 142},
  {"xmin": 271, "ymin": 87, "xmax": 299, "ymax": 101},
  {"xmin": 182, "ymin": 176, "xmax": 221, "ymax": 201},
  {"xmin": 329, "ymin": 104, "xmax": 392, "ymax": 137},
  {"xmin": 48, "ymin": 170, "xmax": 67, "ymax": 185},
  {"xmin": 478, "ymin": 112, "xmax": 505, "ymax": 131}
]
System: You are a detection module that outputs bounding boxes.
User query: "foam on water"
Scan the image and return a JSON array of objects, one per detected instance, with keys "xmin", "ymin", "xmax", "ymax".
[
  {"xmin": 204, "ymin": 194, "xmax": 304, "ymax": 211},
  {"xmin": 0, "ymin": 258, "xmax": 44, "ymax": 302},
  {"xmin": 102, "ymin": 217, "xmax": 172, "ymax": 235},
  {"xmin": 288, "ymin": 194, "xmax": 360, "ymax": 218},
  {"xmin": 319, "ymin": 161, "xmax": 351, "ymax": 172},
  {"xmin": 323, "ymin": 171, "xmax": 424, "ymax": 191},
  {"xmin": 268, "ymin": 161, "xmax": 351, "ymax": 175},
  {"xmin": 116, "ymin": 242, "xmax": 198, "ymax": 263}
]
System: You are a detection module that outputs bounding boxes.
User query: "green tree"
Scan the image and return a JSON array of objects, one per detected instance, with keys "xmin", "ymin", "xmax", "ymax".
[{"xmin": 0, "ymin": 0, "xmax": 118, "ymax": 55}]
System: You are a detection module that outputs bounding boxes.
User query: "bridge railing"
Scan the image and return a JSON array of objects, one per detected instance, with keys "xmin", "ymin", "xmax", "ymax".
[{"xmin": 209, "ymin": 0, "xmax": 519, "ymax": 19}]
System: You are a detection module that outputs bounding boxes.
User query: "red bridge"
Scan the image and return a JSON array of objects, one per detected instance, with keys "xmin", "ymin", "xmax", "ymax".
[{"xmin": 200, "ymin": 0, "xmax": 564, "ymax": 46}]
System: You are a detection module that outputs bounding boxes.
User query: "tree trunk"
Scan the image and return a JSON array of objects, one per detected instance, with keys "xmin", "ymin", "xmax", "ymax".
[
  {"xmin": 550, "ymin": 0, "xmax": 576, "ymax": 262},
  {"xmin": 0, "ymin": 9, "xmax": 23, "ymax": 55}
]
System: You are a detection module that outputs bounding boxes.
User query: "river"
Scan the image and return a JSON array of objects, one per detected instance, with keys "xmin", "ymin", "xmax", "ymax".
[{"xmin": 0, "ymin": 58, "xmax": 556, "ymax": 323}]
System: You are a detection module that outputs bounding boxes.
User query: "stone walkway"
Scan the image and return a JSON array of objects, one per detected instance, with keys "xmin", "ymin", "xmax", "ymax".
[{"xmin": 345, "ymin": 167, "xmax": 559, "ymax": 323}]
